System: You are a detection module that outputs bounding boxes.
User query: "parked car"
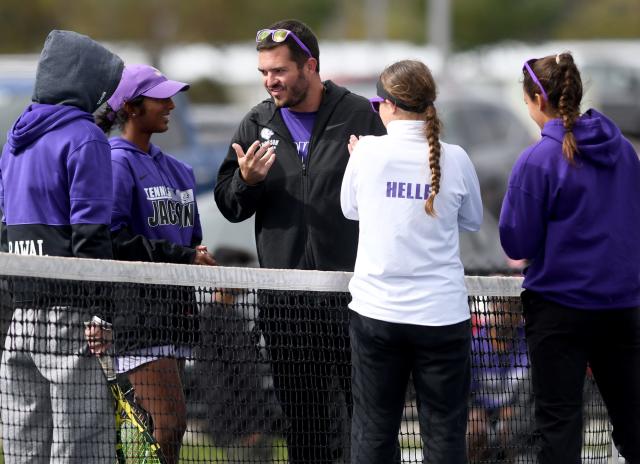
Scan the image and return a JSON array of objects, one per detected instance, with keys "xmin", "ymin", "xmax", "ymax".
[
  {"xmin": 437, "ymin": 94, "xmax": 534, "ymax": 220},
  {"xmin": 0, "ymin": 77, "xmax": 34, "ymax": 150},
  {"xmin": 582, "ymin": 62, "xmax": 640, "ymax": 137}
]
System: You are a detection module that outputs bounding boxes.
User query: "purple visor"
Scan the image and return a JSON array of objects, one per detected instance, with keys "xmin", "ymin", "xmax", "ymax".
[
  {"xmin": 523, "ymin": 59, "xmax": 548, "ymax": 101},
  {"xmin": 107, "ymin": 64, "xmax": 189, "ymax": 112}
]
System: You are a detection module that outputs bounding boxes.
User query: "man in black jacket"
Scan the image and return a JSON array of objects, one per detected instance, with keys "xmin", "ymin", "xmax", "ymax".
[{"xmin": 214, "ymin": 18, "xmax": 385, "ymax": 464}]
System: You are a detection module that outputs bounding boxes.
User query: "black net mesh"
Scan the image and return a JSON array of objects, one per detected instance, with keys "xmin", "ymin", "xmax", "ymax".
[{"xmin": 0, "ymin": 255, "xmax": 618, "ymax": 463}]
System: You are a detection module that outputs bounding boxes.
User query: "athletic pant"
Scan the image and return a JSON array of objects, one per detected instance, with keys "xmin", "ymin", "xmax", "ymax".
[
  {"xmin": 258, "ymin": 292, "xmax": 352, "ymax": 464},
  {"xmin": 522, "ymin": 290, "xmax": 640, "ymax": 464},
  {"xmin": 0, "ymin": 306, "xmax": 115, "ymax": 464},
  {"xmin": 350, "ymin": 310, "xmax": 471, "ymax": 464}
]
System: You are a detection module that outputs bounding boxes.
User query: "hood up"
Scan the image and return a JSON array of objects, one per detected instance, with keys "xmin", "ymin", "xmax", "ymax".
[{"xmin": 32, "ymin": 30, "xmax": 124, "ymax": 114}]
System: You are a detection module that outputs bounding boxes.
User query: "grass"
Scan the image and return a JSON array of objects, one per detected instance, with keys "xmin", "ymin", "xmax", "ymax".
[{"xmin": 178, "ymin": 434, "xmax": 288, "ymax": 463}]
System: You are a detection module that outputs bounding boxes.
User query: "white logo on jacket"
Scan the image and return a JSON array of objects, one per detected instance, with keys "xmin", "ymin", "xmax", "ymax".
[{"xmin": 260, "ymin": 128, "xmax": 274, "ymax": 140}]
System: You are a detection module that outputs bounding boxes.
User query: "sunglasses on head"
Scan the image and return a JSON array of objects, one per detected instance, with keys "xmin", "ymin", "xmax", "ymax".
[
  {"xmin": 256, "ymin": 29, "xmax": 313, "ymax": 58},
  {"xmin": 523, "ymin": 58, "xmax": 548, "ymax": 101},
  {"xmin": 368, "ymin": 97, "xmax": 384, "ymax": 113}
]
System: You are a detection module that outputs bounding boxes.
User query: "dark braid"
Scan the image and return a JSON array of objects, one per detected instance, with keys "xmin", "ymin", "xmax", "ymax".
[
  {"xmin": 523, "ymin": 52, "xmax": 583, "ymax": 163},
  {"xmin": 424, "ymin": 105, "xmax": 441, "ymax": 216},
  {"xmin": 380, "ymin": 60, "xmax": 441, "ymax": 216},
  {"xmin": 556, "ymin": 53, "xmax": 582, "ymax": 163},
  {"xmin": 94, "ymin": 96, "xmax": 145, "ymax": 134}
]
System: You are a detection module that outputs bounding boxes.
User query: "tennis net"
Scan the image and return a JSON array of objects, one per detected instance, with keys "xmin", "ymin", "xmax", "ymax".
[{"xmin": 0, "ymin": 253, "xmax": 619, "ymax": 463}]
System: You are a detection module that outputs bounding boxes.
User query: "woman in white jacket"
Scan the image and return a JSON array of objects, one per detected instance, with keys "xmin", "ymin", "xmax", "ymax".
[{"xmin": 341, "ymin": 59, "xmax": 483, "ymax": 463}]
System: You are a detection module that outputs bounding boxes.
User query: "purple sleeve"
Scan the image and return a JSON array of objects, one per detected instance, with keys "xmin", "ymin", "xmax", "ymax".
[
  {"xmin": 0, "ymin": 161, "xmax": 4, "ymax": 213},
  {"xmin": 110, "ymin": 157, "xmax": 135, "ymax": 232},
  {"xmin": 67, "ymin": 140, "xmax": 113, "ymax": 225},
  {"xmin": 0, "ymin": 163, "xmax": 5, "ymax": 252},
  {"xmin": 498, "ymin": 151, "xmax": 548, "ymax": 260}
]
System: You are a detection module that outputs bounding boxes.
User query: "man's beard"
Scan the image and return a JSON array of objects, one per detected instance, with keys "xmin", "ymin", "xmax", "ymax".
[{"xmin": 271, "ymin": 74, "xmax": 308, "ymax": 109}]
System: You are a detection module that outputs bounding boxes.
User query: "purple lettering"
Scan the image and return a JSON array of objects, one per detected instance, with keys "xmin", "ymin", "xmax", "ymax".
[
  {"xmin": 406, "ymin": 183, "xmax": 414, "ymax": 199},
  {"xmin": 398, "ymin": 182, "xmax": 406, "ymax": 198},
  {"xmin": 386, "ymin": 182, "xmax": 397, "ymax": 197}
]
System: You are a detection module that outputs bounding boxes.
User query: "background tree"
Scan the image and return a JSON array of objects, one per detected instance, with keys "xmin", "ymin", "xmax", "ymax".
[{"xmin": 0, "ymin": 0, "xmax": 636, "ymax": 54}]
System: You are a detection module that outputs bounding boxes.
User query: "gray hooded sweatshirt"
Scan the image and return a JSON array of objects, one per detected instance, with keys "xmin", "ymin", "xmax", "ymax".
[{"xmin": 32, "ymin": 29, "xmax": 124, "ymax": 113}]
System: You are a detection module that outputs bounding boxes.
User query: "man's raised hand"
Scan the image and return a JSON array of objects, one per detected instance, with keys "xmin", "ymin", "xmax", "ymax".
[{"xmin": 233, "ymin": 140, "xmax": 276, "ymax": 186}]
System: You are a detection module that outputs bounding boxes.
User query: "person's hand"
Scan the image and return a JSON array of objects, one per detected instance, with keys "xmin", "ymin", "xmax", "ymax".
[
  {"xmin": 194, "ymin": 245, "xmax": 217, "ymax": 266},
  {"xmin": 234, "ymin": 140, "xmax": 276, "ymax": 186},
  {"xmin": 347, "ymin": 134, "xmax": 361, "ymax": 155},
  {"xmin": 84, "ymin": 319, "xmax": 112, "ymax": 355}
]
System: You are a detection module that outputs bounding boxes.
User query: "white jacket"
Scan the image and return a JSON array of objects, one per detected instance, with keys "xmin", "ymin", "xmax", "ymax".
[{"xmin": 341, "ymin": 120, "xmax": 483, "ymax": 326}]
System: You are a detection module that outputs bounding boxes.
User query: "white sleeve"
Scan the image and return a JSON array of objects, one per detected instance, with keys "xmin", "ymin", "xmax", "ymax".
[
  {"xmin": 457, "ymin": 149, "xmax": 483, "ymax": 231},
  {"xmin": 340, "ymin": 146, "xmax": 362, "ymax": 221}
]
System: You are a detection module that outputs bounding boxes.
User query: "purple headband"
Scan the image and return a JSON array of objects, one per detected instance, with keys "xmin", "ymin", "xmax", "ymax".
[{"xmin": 523, "ymin": 59, "xmax": 548, "ymax": 101}]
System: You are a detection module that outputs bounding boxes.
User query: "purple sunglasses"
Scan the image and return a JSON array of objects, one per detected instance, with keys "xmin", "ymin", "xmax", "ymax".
[
  {"xmin": 256, "ymin": 29, "xmax": 313, "ymax": 58},
  {"xmin": 523, "ymin": 58, "xmax": 548, "ymax": 101}
]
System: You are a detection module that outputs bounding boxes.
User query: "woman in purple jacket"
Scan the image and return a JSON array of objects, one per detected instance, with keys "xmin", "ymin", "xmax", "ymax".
[
  {"xmin": 96, "ymin": 64, "xmax": 215, "ymax": 464},
  {"xmin": 499, "ymin": 52, "xmax": 640, "ymax": 464}
]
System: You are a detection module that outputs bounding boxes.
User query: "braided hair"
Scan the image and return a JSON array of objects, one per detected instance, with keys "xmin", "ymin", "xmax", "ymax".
[
  {"xmin": 523, "ymin": 52, "xmax": 583, "ymax": 163},
  {"xmin": 380, "ymin": 60, "xmax": 441, "ymax": 216},
  {"xmin": 94, "ymin": 96, "xmax": 145, "ymax": 134}
]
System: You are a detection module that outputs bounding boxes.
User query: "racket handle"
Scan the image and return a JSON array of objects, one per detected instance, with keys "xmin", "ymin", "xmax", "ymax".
[{"xmin": 96, "ymin": 353, "xmax": 117, "ymax": 382}]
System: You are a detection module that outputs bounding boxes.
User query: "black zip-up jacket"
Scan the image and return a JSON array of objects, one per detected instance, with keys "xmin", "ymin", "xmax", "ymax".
[{"xmin": 215, "ymin": 81, "xmax": 386, "ymax": 271}]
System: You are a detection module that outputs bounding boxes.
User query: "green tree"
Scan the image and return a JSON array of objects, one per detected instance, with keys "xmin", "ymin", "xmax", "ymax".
[
  {"xmin": 0, "ymin": 0, "xmax": 638, "ymax": 54},
  {"xmin": 553, "ymin": 0, "xmax": 640, "ymax": 39},
  {"xmin": 452, "ymin": 0, "xmax": 560, "ymax": 50}
]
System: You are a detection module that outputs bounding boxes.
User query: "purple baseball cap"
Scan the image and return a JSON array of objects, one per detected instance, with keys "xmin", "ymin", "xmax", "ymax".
[{"xmin": 107, "ymin": 64, "xmax": 189, "ymax": 112}]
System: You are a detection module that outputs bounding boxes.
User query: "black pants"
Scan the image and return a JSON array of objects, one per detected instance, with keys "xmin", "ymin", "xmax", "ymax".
[
  {"xmin": 522, "ymin": 290, "xmax": 640, "ymax": 464},
  {"xmin": 350, "ymin": 311, "xmax": 471, "ymax": 464},
  {"xmin": 258, "ymin": 291, "xmax": 352, "ymax": 464}
]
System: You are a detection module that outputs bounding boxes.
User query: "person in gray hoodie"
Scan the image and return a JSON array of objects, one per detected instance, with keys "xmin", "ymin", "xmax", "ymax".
[{"xmin": 0, "ymin": 30, "xmax": 123, "ymax": 463}]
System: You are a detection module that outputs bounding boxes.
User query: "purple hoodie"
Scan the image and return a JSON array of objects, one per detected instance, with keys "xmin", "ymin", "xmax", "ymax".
[
  {"xmin": 0, "ymin": 103, "xmax": 113, "ymax": 257},
  {"xmin": 499, "ymin": 109, "xmax": 640, "ymax": 309},
  {"xmin": 109, "ymin": 137, "xmax": 202, "ymax": 263}
]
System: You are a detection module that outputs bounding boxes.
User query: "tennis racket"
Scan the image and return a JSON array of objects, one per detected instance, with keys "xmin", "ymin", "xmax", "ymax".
[{"xmin": 96, "ymin": 351, "xmax": 168, "ymax": 464}]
